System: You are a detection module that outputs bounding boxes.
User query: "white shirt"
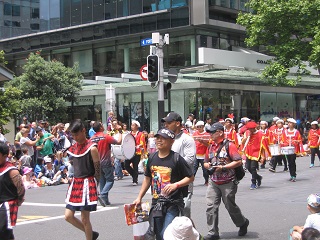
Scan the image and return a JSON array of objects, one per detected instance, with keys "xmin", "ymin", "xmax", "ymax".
[
  {"xmin": 304, "ymin": 213, "xmax": 320, "ymax": 231},
  {"xmin": 20, "ymin": 137, "xmax": 35, "ymax": 156}
]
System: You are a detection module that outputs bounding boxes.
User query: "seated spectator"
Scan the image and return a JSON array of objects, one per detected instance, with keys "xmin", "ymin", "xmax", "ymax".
[
  {"xmin": 163, "ymin": 216, "xmax": 201, "ymax": 240},
  {"xmin": 38, "ymin": 156, "xmax": 60, "ymax": 185},
  {"xmin": 302, "ymin": 228, "xmax": 320, "ymax": 240},
  {"xmin": 19, "ymin": 147, "xmax": 32, "ymax": 170},
  {"xmin": 34, "ymin": 157, "xmax": 45, "ymax": 178},
  {"xmin": 22, "ymin": 167, "xmax": 39, "ymax": 189},
  {"xmin": 53, "ymin": 151, "xmax": 64, "ymax": 172},
  {"xmin": 56, "ymin": 165, "xmax": 70, "ymax": 184},
  {"xmin": 290, "ymin": 194, "xmax": 320, "ymax": 240}
]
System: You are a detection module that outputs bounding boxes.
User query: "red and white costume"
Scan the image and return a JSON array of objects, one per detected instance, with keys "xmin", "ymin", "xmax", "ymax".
[
  {"xmin": 66, "ymin": 140, "xmax": 98, "ymax": 206},
  {"xmin": 283, "ymin": 128, "xmax": 303, "ymax": 154}
]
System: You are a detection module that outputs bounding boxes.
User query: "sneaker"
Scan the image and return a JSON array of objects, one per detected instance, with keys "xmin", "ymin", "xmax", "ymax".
[
  {"xmin": 203, "ymin": 234, "xmax": 220, "ymax": 240},
  {"xmin": 268, "ymin": 168, "xmax": 275, "ymax": 172},
  {"xmin": 114, "ymin": 176, "xmax": 119, "ymax": 181},
  {"xmin": 289, "ymin": 176, "xmax": 293, "ymax": 181},
  {"xmin": 92, "ymin": 231, "xmax": 99, "ymax": 240},
  {"xmin": 98, "ymin": 196, "xmax": 107, "ymax": 207},
  {"xmin": 310, "ymin": 164, "xmax": 314, "ymax": 168},
  {"xmin": 257, "ymin": 176, "xmax": 262, "ymax": 187},
  {"xmin": 283, "ymin": 167, "xmax": 288, "ymax": 172},
  {"xmin": 238, "ymin": 219, "xmax": 249, "ymax": 236},
  {"xmin": 132, "ymin": 182, "xmax": 138, "ymax": 186},
  {"xmin": 291, "ymin": 177, "xmax": 296, "ymax": 182},
  {"xmin": 250, "ymin": 184, "xmax": 257, "ymax": 190},
  {"xmin": 260, "ymin": 164, "xmax": 265, "ymax": 169},
  {"xmin": 204, "ymin": 182, "xmax": 208, "ymax": 186}
]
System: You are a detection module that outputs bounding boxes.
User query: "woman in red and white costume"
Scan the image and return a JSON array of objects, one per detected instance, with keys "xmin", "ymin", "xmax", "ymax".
[
  {"xmin": 259, "ymin": 121, "xmax": 269, "ymax": 168},
  {"xmin": 308, "ymin": 121, "xmax": 320, "ymax": 168},
  {"xmin": 224, "ymin": 117, "xmax": 239, "ymax": 148},
  {"xmin": 283, "ymin": 118, "xmax": 303, "ymax": 182}
]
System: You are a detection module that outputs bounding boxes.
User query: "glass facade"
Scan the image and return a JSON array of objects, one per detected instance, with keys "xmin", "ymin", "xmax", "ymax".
[{"xmin": 0, "ymin": 0, "xmax": 189, "ymax": 39}]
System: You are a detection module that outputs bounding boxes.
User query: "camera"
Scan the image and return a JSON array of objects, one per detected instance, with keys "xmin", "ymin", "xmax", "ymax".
[{"xmin": 207, "ymin": 162, "xmax": 218, "ymax": 175}]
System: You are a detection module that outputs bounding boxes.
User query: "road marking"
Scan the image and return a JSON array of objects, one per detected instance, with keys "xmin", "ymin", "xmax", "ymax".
[{"xmin": 17, "ymin": 203, "xmax": 118, "ymax": 226}]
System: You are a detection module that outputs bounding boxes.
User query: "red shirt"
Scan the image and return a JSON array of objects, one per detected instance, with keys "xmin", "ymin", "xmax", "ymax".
[
  {"xmin": 193, "ymin": 130, "xmax": 210, "ymax": 158},
  {"xmin": 244, "ymin": 131, "xmax": 270, "ymax": 161},
  {"xmin": 308, "ymin": 129, "xmax": 320, "ymax": 148},
  {"xmin": 91, "ymin": 132, "xmax": 117, "ymax": 163}
]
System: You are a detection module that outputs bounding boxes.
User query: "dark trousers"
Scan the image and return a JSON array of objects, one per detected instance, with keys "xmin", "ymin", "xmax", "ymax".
[
  {"xmin": 271, "ymin": 155, "xmax": 287, "ymax": 170},
  {"xmin": 310, "ymin": 148, "xmax": 320, "ymax": 164},
  {"xmin": 286, "ymin": 154, "xmax": 296, "ymax": 177},
  {"xmin": 194, "ymin": 158, "xmax": 209, "ymax": 183},
  {"xmin": 125, "ymin": 154, "xmax": 140, "ymax": 183},
  {"xmin": 246, "ymin": 159, "xmax": 261, "ymax": 184}
]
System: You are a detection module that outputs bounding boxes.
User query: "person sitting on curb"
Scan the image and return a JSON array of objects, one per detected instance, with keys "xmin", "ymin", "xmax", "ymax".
[
  {"xmin": 163, "ymin": 216, "xmax": 202, "ymax": 240},
  {"xmin": 290, "ymin": 194, "xmax": 320, "ymax": 240}
]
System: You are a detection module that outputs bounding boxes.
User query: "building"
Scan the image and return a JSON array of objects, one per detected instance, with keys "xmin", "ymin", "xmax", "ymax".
[{"xmin": 0, "ymin": 0, "xmax": 319, "ymax": 132}]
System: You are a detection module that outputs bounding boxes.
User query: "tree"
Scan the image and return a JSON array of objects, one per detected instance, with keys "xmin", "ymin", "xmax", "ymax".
[
  {"xmin": 237, "ymin": 0, "xmax": 320, "ymax": 86},
  {"xmin": 7, "ymin": 52, "xmax": 83, "ymax": 123},
  {"xmin": 0, "ymin": 50, "xmax": 6, "ymax": 65}
]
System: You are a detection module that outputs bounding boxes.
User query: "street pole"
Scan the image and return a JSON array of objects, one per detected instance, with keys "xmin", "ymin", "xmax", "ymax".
[{"xmin": 157, "ymin": 39, "xmax": 164, "ymax": 130}]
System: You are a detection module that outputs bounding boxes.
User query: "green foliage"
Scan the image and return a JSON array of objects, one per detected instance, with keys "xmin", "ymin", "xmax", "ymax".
[
  {"xmin": 0, "ymin": 86, "xmax": 22, "ymax": 133},
  {"xmin": 0, "ymin": 50, "xmax": 6, "ymax": 65},
  {"xmin": 7, "ymin": 52, "xmax": 83, "ymax": 124},
  {"xmin": 237, "ymin": 0, "xmax": 320, "ymax": 86}
]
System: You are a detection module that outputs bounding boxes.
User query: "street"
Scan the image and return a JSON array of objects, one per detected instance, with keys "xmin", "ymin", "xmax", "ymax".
[{"xmin": 14, "ymin": 156, "xmax": 320, "ymax": 240}]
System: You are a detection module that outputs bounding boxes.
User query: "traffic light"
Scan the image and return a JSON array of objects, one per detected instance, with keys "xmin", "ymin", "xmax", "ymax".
[
  {"xmin": 147, "ymin": 55, "xmax": 159, "ymax": 83},
  {"xmin": 164, "ymin": 82, "xmax": 172, "ymax": 99}
]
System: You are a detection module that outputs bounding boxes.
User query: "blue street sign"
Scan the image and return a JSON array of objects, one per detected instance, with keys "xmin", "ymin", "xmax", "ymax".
[{"xmin": 140, "ymin": 38, "xmax": 153, "ymax": 46}]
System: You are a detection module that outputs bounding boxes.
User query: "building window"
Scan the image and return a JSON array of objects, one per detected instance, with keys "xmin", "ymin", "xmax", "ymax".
[
  {"xmin": 4, "ymin": 3, "xmax": 12, "ymax": 15},
  {"xmin": 30, "ymin": 23, "xmax": 40, "ymax": 30},
  {"xmin": 31, "ymin": 8, "xmax": 39, "ymax": 18},
  {"xmin": 12, "ymin": 5, "xmax": 20, "ymax": 16}
]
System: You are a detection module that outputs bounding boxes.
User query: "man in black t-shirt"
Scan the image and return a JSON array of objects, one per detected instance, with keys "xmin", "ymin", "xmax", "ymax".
[{"xmin": 133, "ymin": 128, "xmax": 194, "ymax": 240}]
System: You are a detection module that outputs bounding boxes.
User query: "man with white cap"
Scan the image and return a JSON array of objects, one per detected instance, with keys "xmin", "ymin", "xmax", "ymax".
[
  {"xmin": 269, "ymin": 119, "xmax": 288, "ymax": 172},
  {"xmin": 308, "ymin": 121, "xmax": 320, "ymax": 168},
  {"xmin": 125, "ymin": 120, "xmax": 145, "ymax": 186},
  {"xmin": 283, "ymin": 118, "xmax": 302, "ymax": 182},
  {"xmin": 193, "ymin": 120, "xmax": 210, "ymax": 185}
]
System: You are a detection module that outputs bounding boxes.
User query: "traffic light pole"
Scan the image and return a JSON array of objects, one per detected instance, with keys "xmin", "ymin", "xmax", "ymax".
[{"xmin": 157, "ymin": 41, "xmax": 165, "ymax": 130}]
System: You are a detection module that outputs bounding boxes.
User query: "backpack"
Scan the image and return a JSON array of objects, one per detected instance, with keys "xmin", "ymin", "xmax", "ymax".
[
  {"xmin": 214, "ymin": 139, "xmax": 245, "ymax": 181},
  {"xmin": 148, "ymin": 152, "xmax": 189, "ymax": 198}
]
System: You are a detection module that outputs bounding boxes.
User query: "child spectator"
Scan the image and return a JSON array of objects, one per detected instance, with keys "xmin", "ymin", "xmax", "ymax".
[
  {"xmin": 57, "ymin": 165, "xmax": 70, "ymax": 184},
  {"xmin": 38, "ymin": 156, "xmax": 59, "ymax": 185},
  {"xmin": 19, "ymin": 147, "xmax": 32, "ymax": 169},
  {"xmin": 53, "ymin": 151, "xmax": 64, "ymax": 172},
  {"xmin": 291, "ymin": 194, "xmax": 320, "ymax": 240},
  {"xmin": 302, "ymin": 228, "xmax": 320, "ymax": 240},
  {"xmin": 34, "ymin": 157, "xmax": 45, "ymax": 178},
  {"xmin": 22, "ymin": 167, "xmax": 39, "ymax": 189},
  {"xmin": 147, "ymin": 131, "xmax": 156, "ymax": 154}
]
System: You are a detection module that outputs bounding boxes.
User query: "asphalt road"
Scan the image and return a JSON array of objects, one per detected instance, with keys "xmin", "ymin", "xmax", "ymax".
[{"xmin": 14, "ymin": 155, "xmax": 320, "ymax": 240}]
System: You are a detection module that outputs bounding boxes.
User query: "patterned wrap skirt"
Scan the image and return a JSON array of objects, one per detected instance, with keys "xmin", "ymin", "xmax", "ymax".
[
  {"xmin": 65, "ymin": 176, "xmax": 98, "ymax": 211},
  {"xmin": 0, "ymin": 200, "xmax": 19, "ymax": 230}
]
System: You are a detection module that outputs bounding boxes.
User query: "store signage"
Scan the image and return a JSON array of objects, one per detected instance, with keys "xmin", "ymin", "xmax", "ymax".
[{"xmin": 307, "ymin": 95, "xmax": 320, "ymax": 100}]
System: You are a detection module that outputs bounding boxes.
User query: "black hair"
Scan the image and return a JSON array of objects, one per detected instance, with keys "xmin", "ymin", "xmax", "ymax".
[
  {"xmin": 92, "ymin": 121, "xmax": 102, "ymax": 132},
  {"xmin": 302, "ymin": 228, "xmax": 320, "ymax": 240},
  {"xmin": 0, "ymin": 142, "xmax": 9, "ymax": 155},
  {"xmin": 69, "ymin": 119, "xmax": 85, "ymax": 133},
  {"xmin": 36, "ymin": 157, "xmax": 44, "ymax": 165}
]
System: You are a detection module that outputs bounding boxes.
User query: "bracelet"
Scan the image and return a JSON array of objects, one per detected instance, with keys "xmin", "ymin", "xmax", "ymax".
[{"xmin": 176, "ymin": 183, "xmax": 180, "ymax": 188}]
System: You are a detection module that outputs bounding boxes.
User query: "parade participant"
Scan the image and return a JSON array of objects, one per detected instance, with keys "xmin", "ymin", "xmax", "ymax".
[
  {"xmin": 193, "ymin": 120, "xmax": 210, "ymax": 185},
  {"xmin": 259, "ymin": 121, "xmax": 269, "ymax": 168},
  {"xmin": 308, "ymin": 121, "xmax": 320, "ymax": 168},
  {"xmin": 162, "ymin": 112, "xmax": 196, "ymax": 218},
  {"xmin": 242, "ymin": 121, "xmax": 270, "ymax": 189},
  {"xmin": 0, "ymin": 142, "xmax": 25, "ymax": 240},
  {"xmin": 283, "ymin": 118, "xmax": 303, "ymax": 182},
  {"xmin": 238, "ymin": 117, "xmax": 250, "ymax": 136},
  {"xmin": 109, "ymin": 119, "xmax": 124, "ymax": 181},
  {"xmin": 224, "ymin": 117, "xmax": 239, "ymax": 147},
  {"xmin": 91, "ymin": 121, "xmax": 121, "ymax": 206},
  {"xmin": 203, "ymin": 122, "xmax": 249, "ymax": 240},
  {"xmin": 125, "ymin": 120, "xmax": 145, "ymax": 186},
  {"xmin": 133, "ymin": 128, "xmax": 194, "ymax": 240},
  {"xmin": 269, "ymin": 119, "xmax": 288, "ymax": 172},
  {"xmin": 65, "ymin": 120, "xmax": 100, "ymax": 240}
]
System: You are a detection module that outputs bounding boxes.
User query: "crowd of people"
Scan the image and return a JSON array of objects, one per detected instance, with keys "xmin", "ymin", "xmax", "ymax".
[{"xmin": 0, "ymin": 112, "xmax": 320, "ymax": 240}]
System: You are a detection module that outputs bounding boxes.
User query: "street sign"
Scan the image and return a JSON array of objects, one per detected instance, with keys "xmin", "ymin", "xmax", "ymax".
[
  {"xmin": 140, "ymin": 64, "xmax": 148, "ymax": 80},
  {"xmin": 167, "ymin": 68, "xmax": 178, "ymax": 83},
  {"xmin": 140, "ymin": 38, "xmax": 153, "ymax": 47}
]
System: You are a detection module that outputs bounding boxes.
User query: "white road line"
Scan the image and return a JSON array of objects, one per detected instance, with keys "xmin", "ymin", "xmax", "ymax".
[{"xmin": 17, "ymin": 205, "xmax": 118, "ymax": 226}]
